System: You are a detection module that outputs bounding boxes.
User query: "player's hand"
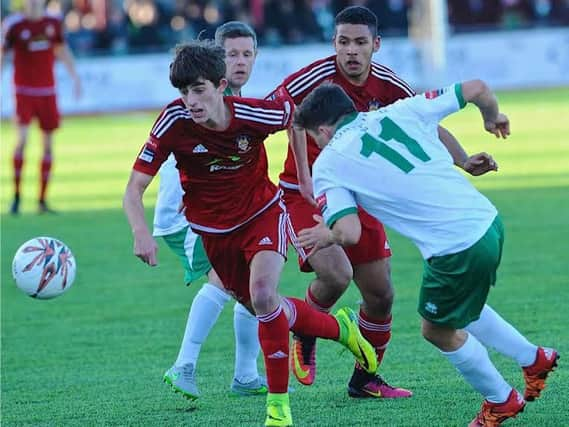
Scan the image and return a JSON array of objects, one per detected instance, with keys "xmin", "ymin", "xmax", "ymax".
[
  {"xmin": 298, "ymin": 179, "xmax": 317, "ymax": 207},
  {"xmin": 133, "ymin": 232, "xmax": 158, "ymax": 266},
  {"xmin": 463, "ymin": 152, "xmax": 498, "ymax": 176},
  {"xmin": 484, "ymin": 113, "xmax": 510, "ymax": 139},
  {"xmin": 298, "ymin": 215, "xmax": 334, "ymax": 256}
]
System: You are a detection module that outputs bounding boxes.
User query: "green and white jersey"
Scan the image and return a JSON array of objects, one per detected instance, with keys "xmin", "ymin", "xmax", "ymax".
[
  {"xmin": 152, "ymin": 154, "xmax": 189, "ymax": 236},
  {"xmin": 313, "ymin": 84, "xmax": 498, "ymax": 259}
]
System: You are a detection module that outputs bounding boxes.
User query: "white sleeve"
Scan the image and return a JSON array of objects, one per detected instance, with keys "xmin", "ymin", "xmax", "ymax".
[
  {"xmin": 313, "ymin": 159, "xmax": 357, "ymax": 227},
  {"xmin": 402, "ymin": 83, "xmax": 466, "ymax": 125}
]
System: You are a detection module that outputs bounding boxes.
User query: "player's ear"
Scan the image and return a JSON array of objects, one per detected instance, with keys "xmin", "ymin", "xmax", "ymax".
[
  {"xmin": 218, "ymin": 78, "xmax": 228, "ymax": 93},
  {"xmin": 373, "ymin": 36, "xmax": 381, "ymax": 53}
]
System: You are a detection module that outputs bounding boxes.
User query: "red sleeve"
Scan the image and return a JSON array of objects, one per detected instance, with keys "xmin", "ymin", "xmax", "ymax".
[
  {"xmin": 132, "ymin": 110, "xmax": 181, "ymax": 175},
  {"xmin": 132, "ymin": 135, "xmax": 170, "ymax": 176},
  {"xmin": 233, "ymin": 95, "xmax": 294, "ymax": 134}
]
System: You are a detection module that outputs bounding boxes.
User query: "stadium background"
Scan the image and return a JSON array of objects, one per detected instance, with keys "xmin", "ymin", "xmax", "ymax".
[{"xmin": 1, "ymin": 1, "xmax": 568, "ymax": 426}]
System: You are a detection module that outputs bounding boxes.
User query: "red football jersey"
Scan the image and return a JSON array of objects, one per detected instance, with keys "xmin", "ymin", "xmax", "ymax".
[
  {"xmin": 2, "ymin": 13, "xmax": 64, "ymax": 94},
  {"xmin": 270, "ymin": 54, "xmax": 415, "ymax": 188},
  {"xmin": 133, "ymin": 96, "xmax": 293, "ymax": 234}
]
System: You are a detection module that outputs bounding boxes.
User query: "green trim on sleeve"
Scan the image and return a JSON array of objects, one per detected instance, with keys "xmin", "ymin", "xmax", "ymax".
[
  {"xmin": 326, "ymin": 207, "xmax": 358, "ymax": 228},
  {"xmin": 455, "ymin": 84, "xmax": 467, "ymax": 109}
]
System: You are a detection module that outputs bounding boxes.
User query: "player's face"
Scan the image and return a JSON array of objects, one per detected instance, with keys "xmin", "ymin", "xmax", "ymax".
[
  {"xmin": 224, "ymin": 37, "xmax": 257, "ymax": 93},
  {"xmin": 334, "ymin": 24, "xmax": 380, "ymax": 84},
  {"xmin": 181, "ymin": 78, "xmax": 227, "ymax": 123}
]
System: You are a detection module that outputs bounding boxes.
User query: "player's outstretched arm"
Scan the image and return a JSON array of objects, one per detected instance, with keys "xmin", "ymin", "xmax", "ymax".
[
  {"xmin": 123, "ymin": 170, "xmax": 159, "ymax": 266},
  {"xmin": 461, "ymin": 80, "xmax": 510, "ymax": 139}
]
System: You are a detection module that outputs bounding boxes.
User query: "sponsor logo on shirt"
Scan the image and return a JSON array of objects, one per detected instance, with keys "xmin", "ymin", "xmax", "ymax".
[
  {"xmin": 424, "ymin": 88, "xmax": 447, "ymax": 100},
  {"xmin": 236, "ymin": 135, "xmax": 251, "ymax": 153},
  {"xmin": 316, "ymin": 194, "xmax": 327, "ymax": 212},
  {"xmin": 209, "ymin": 164, "xmax": 244, "ymax": 172},
  {"xmin": 29, "ymin": 39, "xmax": 50, "ymax": 51}
]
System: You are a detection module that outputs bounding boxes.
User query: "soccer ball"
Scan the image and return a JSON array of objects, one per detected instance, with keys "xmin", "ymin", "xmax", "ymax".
[{"xmin": 12, "ymin": 237, "xmax": 76, "ymax": 299}]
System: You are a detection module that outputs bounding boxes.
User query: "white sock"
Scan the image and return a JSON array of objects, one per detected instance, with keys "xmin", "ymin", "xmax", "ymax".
[
  {"xmin": 175, "ymin": 282, "xmax": 230, "ymax": 368},
  {"xmin": 233, "ymin": 302, "xmax": 260, "ymax": 383},
  {"xmin": 465, "ymin": 304, "xmax": 538, "ymax": 367},
  {"xmin": 442, "ymin": 333, "xmax": 512, "ymax": 403}
]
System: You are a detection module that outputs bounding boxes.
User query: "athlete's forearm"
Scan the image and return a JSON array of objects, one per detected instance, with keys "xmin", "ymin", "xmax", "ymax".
[
  {"xmin": 330, "ymin": 214, "xmax": 361, "ymax": 247},
  {"xmin": 55, "ymin": 44, "xmax": 79, "ymax": 81},
  {"xmin": 123, "ymin": 189, "xmax": 150, "ymax": 237},
  {"xmin": 461, "ymin": 80, "xmax": 499, "ymax": 123},
  {"xmin": 289, "ymin": 127, "xmax": 311, "ymax": 185},
  {"xmin": 437, "ymin": 126, "xmax": 468, "ymax": 169},
  {"xmin": 123, "ymin": 172, "xmax": 153, "ymax": 236}
]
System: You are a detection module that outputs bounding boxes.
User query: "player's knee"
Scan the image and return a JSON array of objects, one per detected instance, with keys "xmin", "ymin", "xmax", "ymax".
[
  {"xmin": 317, "ymin": 262, "xmax": 352, "ymax": 291},
  {"xmin": 421, "ymin": 320, "xmax": 438, "ymax": 344},
  {"xmin": 249, "ymin": 279, "xmax": 279, "ymax": 314}
]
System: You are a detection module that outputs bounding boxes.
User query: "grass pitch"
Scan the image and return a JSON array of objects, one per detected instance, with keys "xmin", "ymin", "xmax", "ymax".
[{"xmin": 1, "ymin": 88, "xmax": 568, "ymax": 426}]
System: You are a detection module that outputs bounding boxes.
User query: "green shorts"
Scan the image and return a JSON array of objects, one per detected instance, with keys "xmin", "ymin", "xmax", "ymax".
[
  {"xmin": 162, "ymin": 226, "xmax": 212, "ymax": 285},
  {"xmin": 418, "ymin": 216, "xmax": 504, "ymax": 329}
]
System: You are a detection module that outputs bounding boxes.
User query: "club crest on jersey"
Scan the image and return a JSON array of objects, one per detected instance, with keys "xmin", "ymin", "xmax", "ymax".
[
  {"xmin": 316, "ymin": 194, "xmax": 327, "ymax": 212},
  {"xmin": 367, "ymin": 99, "xmax": 382, "ymax": 111},
  {"xmin": 20, "ymin": 29, "xmax": 31, "ymax": 40},
  {"xmin": 45, "ymin": 24, "xmax": 55, "ymax": 37},
  {"xmin": 425, "ymin": 88, "xmax": 447, "ymax": 100},
  {"xmin": 236, "ymin": 135, "xmax": 252, "ymax": 153}
]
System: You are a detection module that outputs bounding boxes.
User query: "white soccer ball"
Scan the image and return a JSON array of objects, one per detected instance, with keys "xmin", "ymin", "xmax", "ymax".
[{"xmin": 12, "ymin": 237, "xmax": 76, "ymax": 299}]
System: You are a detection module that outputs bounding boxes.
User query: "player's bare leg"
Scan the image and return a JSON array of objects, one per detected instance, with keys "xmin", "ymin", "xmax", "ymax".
[
  {"xmin": 38, "ymin": 131, "xmax": 55, "ymax": 213},
  {"xmin": 422, "ymin": 320, "xmax": 525, "ymax": 426},
  {"xmin": 349, "ymin": 258, "xmax": 412, "ymax": 398},
  {"xmin": 290, "ymin": 245, "xmax": 351, "ymax": 386},
  {"xmin": 10, "ymin": 125, "xmax": 29, "ymax": 214}
]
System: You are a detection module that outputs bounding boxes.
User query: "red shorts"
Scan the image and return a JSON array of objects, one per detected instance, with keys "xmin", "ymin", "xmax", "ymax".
[
  {"xmin": 200, "ymin": 201, "xmax": 289, "ymax": 304},
  {"xmin": 15, "ymin": 94, "xmax": 60, "ymax": 131},
  {"xmin": 283, "ymin": 188, "xmax": 391, "ymax": 272}
]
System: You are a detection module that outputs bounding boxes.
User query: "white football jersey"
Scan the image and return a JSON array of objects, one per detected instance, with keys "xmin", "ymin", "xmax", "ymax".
[
  {"xmin": 152, "ymin": 154, "xmax": 189, "ymax": 236},
  {"xmin": 313, "ymin": 84, "xmax": 498, "ymax": 259}
]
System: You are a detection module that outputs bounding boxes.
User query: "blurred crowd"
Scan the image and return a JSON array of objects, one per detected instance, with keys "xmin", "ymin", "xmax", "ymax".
[{"xmin": 2, "ymin": 0, "xmax": 568, "ymax": 56}]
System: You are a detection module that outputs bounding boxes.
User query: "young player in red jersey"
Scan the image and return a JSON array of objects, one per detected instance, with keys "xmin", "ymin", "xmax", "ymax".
[
  {"xmin": 268, "ymin": 6, "xmax": 499, "ymax": 398},
  {"xmin": 123, "ymin": 40, "xmax": 378, "ymax": 427},
  {"xmin": 1, "ymin": 0, "xmax": 81, "ymax": 214}
]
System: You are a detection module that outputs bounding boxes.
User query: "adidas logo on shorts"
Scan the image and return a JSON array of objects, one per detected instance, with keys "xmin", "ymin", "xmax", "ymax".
[{"xmin": 258, "ymin": 236, "xmax": 273, "ymax": 245}]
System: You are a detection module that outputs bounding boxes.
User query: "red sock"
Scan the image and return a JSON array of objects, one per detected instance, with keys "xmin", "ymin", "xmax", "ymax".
[
  {"xmin": 39, "ymin": 154, "xmax": 52, "ymax": 202},
  {"xmin": 284, "ymin": 297, "xmax": 339, "ymax": 339},
  {"xmin": 257, "ymin": 306, "xmax": 290, "ymax": 393},
  {"xmin": 306, "ymin": 286, "xmax": 334, "ymax": 312},
  {"xmin": 359, "ymin": 310, "xmax": 391, "ymax": 366},
  {"xmin": 13, "ymin": 153, "xmax": 24, "ymax": 196}
]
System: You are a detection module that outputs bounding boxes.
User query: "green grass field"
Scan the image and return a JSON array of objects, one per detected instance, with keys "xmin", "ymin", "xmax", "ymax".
[{"xmin": 1, "ymin": 88, "xmax": 568, "ymax": 426}]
